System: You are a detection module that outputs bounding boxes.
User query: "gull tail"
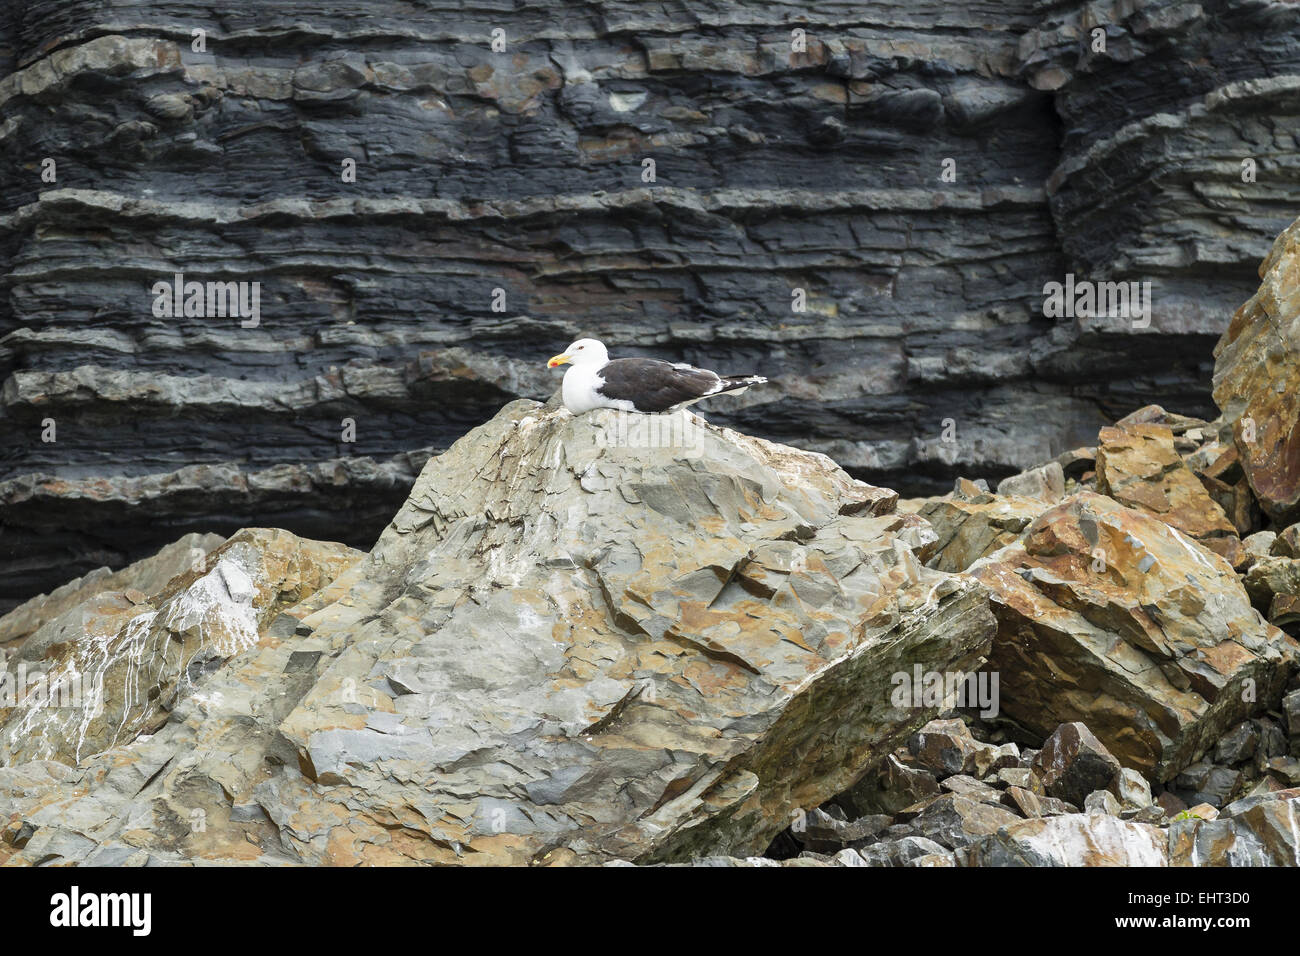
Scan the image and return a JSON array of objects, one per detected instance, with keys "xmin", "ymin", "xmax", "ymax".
[{"xmin": 716, "ymin": 374, "xmax": 767, "ymax": 396}]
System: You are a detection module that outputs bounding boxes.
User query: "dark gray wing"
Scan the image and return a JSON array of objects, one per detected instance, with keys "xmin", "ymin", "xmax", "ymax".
[{"xmin": 595, "ymin": 358, "xmax": 723, "ymax": 412}]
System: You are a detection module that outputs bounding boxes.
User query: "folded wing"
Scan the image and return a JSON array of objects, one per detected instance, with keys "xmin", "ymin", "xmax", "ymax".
[{"xmin": 596, "ymin": 358, "xmax": 736, "ymax": 412}]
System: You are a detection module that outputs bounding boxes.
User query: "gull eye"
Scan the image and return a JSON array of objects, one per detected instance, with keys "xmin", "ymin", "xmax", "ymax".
[{"xmin": 577, "ymin": 345, "xmax": 584, "ymax": 350}]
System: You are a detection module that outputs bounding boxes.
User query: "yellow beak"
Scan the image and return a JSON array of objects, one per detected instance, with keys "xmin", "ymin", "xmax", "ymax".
[{"xmin": 547, "ymin": 353, "xmax": 571, "ymax": 369}]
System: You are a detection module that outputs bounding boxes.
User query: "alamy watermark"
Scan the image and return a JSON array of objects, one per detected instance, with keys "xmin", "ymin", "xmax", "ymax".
[
  {"xmin": 49, "ymin": 886, "xmax": 151, "ymax": 936},
  {"xmin": 151, "ymin": 273, "xmax": 261, "ymax": 328},
  {"xmin": 1042, "ymin": 273, "xmax": 1151, "ymax": 328},
  {"xmin": 593, "ymin": 410, "xmax": 704, "ymax": 453},
  {"xmin": 0, "ymin": 662, "xmax": 88, "ymax": 709},
  {"xmin": 891, "ymin": 666, "xmax": 999, "ymax": 719}
]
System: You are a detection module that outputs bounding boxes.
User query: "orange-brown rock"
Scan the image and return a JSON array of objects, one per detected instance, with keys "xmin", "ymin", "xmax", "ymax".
[
  {"xmin": 969, "ymin": 492, "xmax": 1299, "ymax": 782},
  {"xmin": 1095, "ymin": 422, "xmax": 1244, "ymax": 568},
  {"xmin": 1187, "ymin": 442, "xmax": 1257, "ymax": 536},
  {"xmin": 917, "ymin": 479, "xmax": 1047, "ymax": 573},
  {"xmin": 1213, "ymin": 216, "xmax": 1300, "ymax": 525}
]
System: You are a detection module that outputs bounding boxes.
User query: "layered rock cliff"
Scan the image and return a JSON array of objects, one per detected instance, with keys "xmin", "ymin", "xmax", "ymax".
[{"xmin": 3, "ymin": 0, "xmax": 1300, "ymax": 610}]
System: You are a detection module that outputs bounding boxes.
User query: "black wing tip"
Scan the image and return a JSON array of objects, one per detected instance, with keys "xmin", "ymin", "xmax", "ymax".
[{"xmin": 721, "ymin": 375, "xmax": 767, "ymax": 388}]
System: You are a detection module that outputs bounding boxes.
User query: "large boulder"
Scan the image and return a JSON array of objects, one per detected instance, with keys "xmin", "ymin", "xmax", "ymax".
[
  {"xmin": 1168, "ymin": 789, "xmax": 1300, "ymax": 866},
  {"xmin": 963, "ymin": 812, "xmax": 1169, "ymax": 867},
  {"xmin": 0, "ymin": 403, "xmax": 995, "ymax": 865},
  {"xmin": 1213, "ymin": 215, "xmax": 1300, "ymax": 525},
  {"xmin": 269, "ymin": 403, "xmax": 994, "ymax": 865},
  {"xmin": 970, "ymin": 492, "xmax": 1298, "ymax": 782},
  {"xmin": 1031, "ymin": 722, "xmax": 1122, "ymax": 808}
]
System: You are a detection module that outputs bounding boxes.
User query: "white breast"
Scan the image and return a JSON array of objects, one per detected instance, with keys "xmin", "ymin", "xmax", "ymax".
[
  {"xmin": 562, "ymin": 363, "xmax": 606, "ymax": 413},
  {"xmin": 562, "ymin": 363, "xmax": 636, "ymax": 414}
]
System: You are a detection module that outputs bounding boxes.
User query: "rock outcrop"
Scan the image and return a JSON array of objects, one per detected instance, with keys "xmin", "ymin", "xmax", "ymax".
[
  {"xmin": 0, "ymin": 403, "xmax": 996, "ymax": 865},
  {"xmin": 971, "ymin": 492, "xmax": 1296, "ymax": 781},
  {"xmin": 6, "ymin": 0, "xmax": 1300, "ymax": 610},
  {"xmin": 2, "ymin": 386, "xmax": 1299, "ymax": 866},
  {"xmin": 0, "ymin": 531, "xmax": 224, "ymax": 651}
]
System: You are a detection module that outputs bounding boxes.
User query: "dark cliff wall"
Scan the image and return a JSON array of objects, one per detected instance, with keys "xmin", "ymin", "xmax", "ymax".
[{"xmin": 2, "ymin": 0, "xmax": 1298, "ymax": 610}]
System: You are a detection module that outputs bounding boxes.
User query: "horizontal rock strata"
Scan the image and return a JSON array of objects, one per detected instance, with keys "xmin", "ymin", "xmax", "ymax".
[{"xmin": 6, "ymin": 0, "xmax": 1300, "ymax": 607}]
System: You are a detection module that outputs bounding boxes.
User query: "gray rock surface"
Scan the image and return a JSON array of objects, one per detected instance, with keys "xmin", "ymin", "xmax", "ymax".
[
  {"xmin": 4, "ymin": 396, "xmax": 1298, "ymax": 867},
  {"xmin": 1168, "ymin": 790, "xmax": 1300, "ymax": 865},
  {"xmin": 0, "ymin": 401, "xmax": 995, "ymax": 865},
  {"xmin": 855, "ymin": 835, "xmax": 953, "ymax": 867},
  {"xmin": 963, "ymin": 812, "xmax": 1170, "ymax": 866},
  {"xmin": 0, "ymin": 527, "xmax": 363, "ymax": 766}
]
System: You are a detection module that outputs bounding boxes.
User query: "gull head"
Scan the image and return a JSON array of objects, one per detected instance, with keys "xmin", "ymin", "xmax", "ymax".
[{"xmin": 548, "ymin": 338, "xmax": 608, "ymax": 369}]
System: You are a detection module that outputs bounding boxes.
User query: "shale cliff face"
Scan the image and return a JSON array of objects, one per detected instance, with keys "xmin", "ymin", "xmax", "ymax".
[{"xmin": 3, "ymin": 0, "xmax": 1300, "ymax": 609}]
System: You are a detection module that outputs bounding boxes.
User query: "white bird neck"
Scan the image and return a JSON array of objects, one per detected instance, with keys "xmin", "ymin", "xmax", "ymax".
[{"xmin": 562, "ymin": 362, "xmax": 605, "ymax": 413}]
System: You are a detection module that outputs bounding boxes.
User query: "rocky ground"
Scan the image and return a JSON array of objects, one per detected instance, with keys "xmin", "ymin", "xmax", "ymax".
[
  {"xmin": 5, "ymin": 0, "xmax": 1300, "ymax": 611},
  {"xmin": 3, "ymin": 214, "xmax": 1300, "ymax": 867}
]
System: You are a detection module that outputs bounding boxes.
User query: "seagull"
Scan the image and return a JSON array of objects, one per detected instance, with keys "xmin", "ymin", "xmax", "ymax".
[{"xmin": 546, "ymin": 338, "xmax": 767, "ymax": 414}]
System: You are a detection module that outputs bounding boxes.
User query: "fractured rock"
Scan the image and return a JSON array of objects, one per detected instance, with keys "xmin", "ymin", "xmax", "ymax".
[
  {"xmin": 1214, "ymin": 720, "xmax": 1260, "ymax": 765},
  {"xmin": 266, "ymin": 403, "xmax": 996, "ymax": 864},
  {"xmin": 906, "ymin": 718, "xmax": 985, "ymax": 777},
  {"xmin": 1213, "ymin": 215, "xmax": 1300, "ymax": 525},
  {"xmin": 1095, "ymin": 422, "xmax": 1243, "ymax": 567},
  {"xmin": 843, "ymin": 753, "xmax": 941, "ymax": 816},
  {"xmin": 963, "ymin": 812, "xmax": 1168, "ymax": 866},
  {"xmin": 996, "ymin": 461, "xmax": 1065, "ymax": 502},
  {"xmin": 917, "ymin": 479, "xmax": 1045, "ymax": 573},
  {"xmin": 855, "ymin": 836, "xmax": 952, "ymax": 867},
  {"xmin": 1109, "ymin": 767, "xmax": 1154, "ymax": 809},
  {"xmin": 1173, "ymin": 761, "xmax": 1243, "ymax": 808},
  {"xmin": 0, "ymin": 529, "xmax": 362, "ymax": 767},
  {"xmin": 1083, "ymin": 789, "xmax": 1122, "ymax": 815},
  {"xmin": 790, "ymin": 807, "xmax": 892, "ymax": 854},
  {"xmin": 971, "ymin": 492, "xmax": 1299, "ymax": 781},
  {"xmin": 1031, "ymin": 722, "xmax": 1121, "ymax": 807},
  {"xmin": 1000, "ymin": 786, "xmax": 1077, "ymax": 818},
  {"xmin": 1169, "ymin": 790, "xmax": 1300, "ymax": 866},
  {"xmin": 0, "ymin": 532, "xmax": 226, "ymax": 651},
  {"xmin": 995, "ymin": 767, "xmax": 1044, "ymax": 794},
  {"xmin": 904, "ymin": 793, "xmax": 1021, "ymax": 849}
]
